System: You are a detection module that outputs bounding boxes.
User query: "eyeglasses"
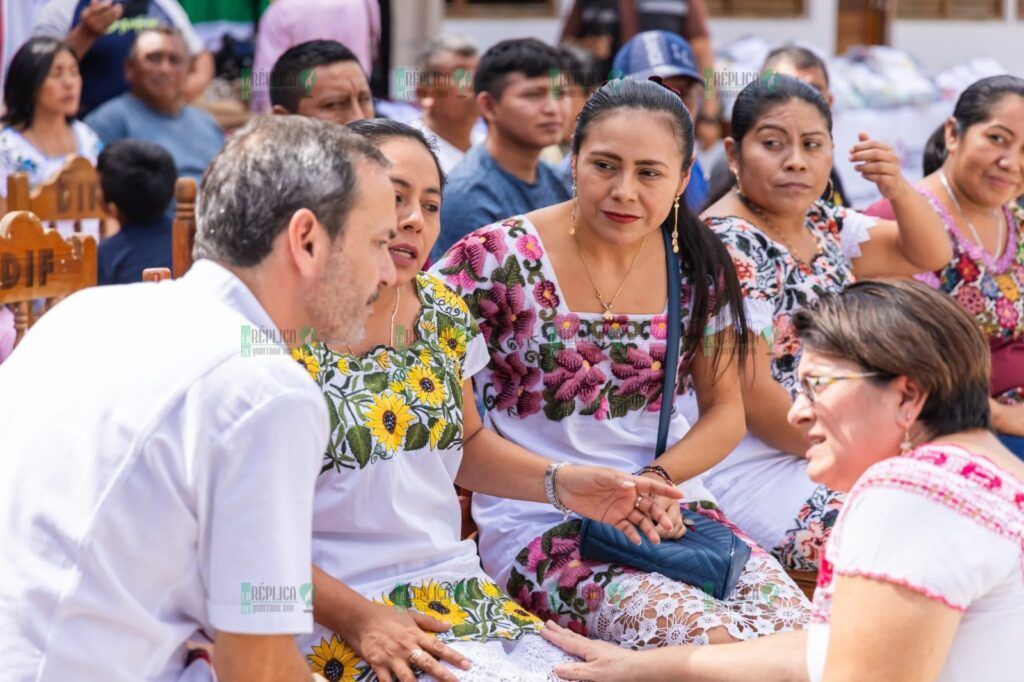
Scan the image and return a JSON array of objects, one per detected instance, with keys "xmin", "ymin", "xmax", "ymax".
[{"xmin": 794, "ymin": 372, "xmax": 889, "ymax": 405}]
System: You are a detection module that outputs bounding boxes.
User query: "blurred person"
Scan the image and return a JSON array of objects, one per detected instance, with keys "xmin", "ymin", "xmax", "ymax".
[
  {"xmin": 84, "ymin": 27, "xmax": 223, "ymax": 180},
  {"xmin": 410, "ymin": 35, "xmax": 486, "ymax": 175},
  {"xmin": 33, "ymin": 0, "xmax": 213, "ymax": 116},
  {"xmin": 96, "ymin": 139, "xmax": 176, "ymax": 285},
  {"xmin": 250, "ymin": 0, "xmax": 379, "ymax": 114},
  {"xmin": 432, "ymin": 39, "xmax": 570, "ymax": 262},
  {"xmin": 863, "ymin": 76, "xmax": 1024, "ymax": 458},
  {"xmin": 0, "ymin": 37, "xmax": 102, "ymax": 216},
  {"xmin": 540, "ymin": 43, "xmax": 601, "ymax": 169},
  {"xmin": 269, "ymin": 39, "xmax": 373, "ymax": 126}
]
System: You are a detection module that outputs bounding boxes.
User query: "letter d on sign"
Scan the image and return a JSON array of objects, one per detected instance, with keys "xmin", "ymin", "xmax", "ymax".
[{"xmin": 0, "ymin": 252, "xmax": 20, "ymax": 289}]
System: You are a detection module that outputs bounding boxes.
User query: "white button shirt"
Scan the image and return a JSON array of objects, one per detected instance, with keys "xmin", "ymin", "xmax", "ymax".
[{"xmin": 0, "ymin": 260, "xmax": 328, "ymax": 680}]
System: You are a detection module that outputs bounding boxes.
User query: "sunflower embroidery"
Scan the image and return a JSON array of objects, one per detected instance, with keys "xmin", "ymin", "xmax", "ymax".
[
  {"xmin": 365, "ymin": 393, "xmax": 415, "ymax": 452},
  {"xmin": 429, "ymin": 418, "xmax": 447, "ymax": 449},
  {"xmin": 307, "ymin": 635, "xmax": 361, "ymax": 682},
  {"xmin": 336, "ymin": 357, "xmax": 350, "ymax": 375},
  {"xmin": 418, "ymin": 347, "xmax": 433, "ymax": 366},
  {"xmin": 410, "ymin": 581, "xmax": 469, "ymax": 626},
  {"xmin": 481, "ymin": 581, "xmax": 501, "ymax": 598},
  {"xmin": 388, "ymin": 379, "xmax": 406, "ymax": 394},
  {"xmin": 291, "ymin": 346, "xmax": 320, "ymax": 380},
  {"xmin": 409, "ymin": 365, "xmax": 445, "ymax": 406},
  {"xmin": 374, "ymin": 351, "xmax": 391, "ymax": 370},
  {"xmin": 500, "ymin": 598, "xmax": 542, "ymax": 624},
  {"xmin": 439, "ymin": 327, "xmax": 466, "ymax": 361}
]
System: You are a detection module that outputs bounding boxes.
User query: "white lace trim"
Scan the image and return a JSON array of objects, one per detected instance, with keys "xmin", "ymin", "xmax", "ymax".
[
  {"xmin": 422, "ymin": 636, "xmax": 576, "ymax": 682},
  {"xmin": 838, "ymin": 209, "xmax": 877, "ymax": 259},
  {"xmin": 592, "ymin": 553, "xmax": 811, "ymax": 649}
]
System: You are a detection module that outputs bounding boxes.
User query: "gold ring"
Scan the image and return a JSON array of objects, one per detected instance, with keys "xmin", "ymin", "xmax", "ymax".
[
  {"xmin": 409, "ymin": 648, "xmax": 427, "ymax": 665},
  {"xmin": 634, "ymin": 494, "xmax": 643, "ymax": 510}
]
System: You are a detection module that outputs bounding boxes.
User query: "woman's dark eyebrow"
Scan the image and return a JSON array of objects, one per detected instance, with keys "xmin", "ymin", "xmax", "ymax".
[
  {"xmin": 588, "ymin": 150, "xmax": 668, "ymax": 168},
  {"xmin": 391, "ymin": 176, "xmax": 442, "ymax": 196}
]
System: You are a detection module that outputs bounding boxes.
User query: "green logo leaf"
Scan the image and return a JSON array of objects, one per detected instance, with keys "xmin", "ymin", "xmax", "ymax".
[{"xmin": 299, "ymin": 68, "xmax": 317, "ymax": 94}]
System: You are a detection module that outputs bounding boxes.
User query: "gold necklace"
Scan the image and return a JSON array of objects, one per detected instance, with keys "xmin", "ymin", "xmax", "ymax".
[
  {"xmin": 573, "ymin": 229, "xmax": 649, "ymax": 320},
  {"xmin": 736, "ymin": 190, "xmax": 820, "ymax": 268},
  {"xmin": 347, "ymin": 285, "xmax": 401, "ymax": 354}
]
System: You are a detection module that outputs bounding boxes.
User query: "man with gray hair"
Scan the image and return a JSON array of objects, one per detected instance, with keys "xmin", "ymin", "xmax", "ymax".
[
  {"xmin": 410, "ymin": 35, "xmax": 486, "ymax": 175},
  {"xmin": 0, "ymin": 115, "xmax": 397, "ymax": 680}
]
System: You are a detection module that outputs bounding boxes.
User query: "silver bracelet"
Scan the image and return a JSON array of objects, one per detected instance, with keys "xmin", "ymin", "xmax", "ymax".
[{"xmin": 545, "ymin": 461, "xmax": 572, "ymax": 518}]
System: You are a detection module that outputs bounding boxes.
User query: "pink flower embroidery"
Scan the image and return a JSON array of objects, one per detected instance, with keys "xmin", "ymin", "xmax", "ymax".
[
  {"xmin": 995, "ymin": 297, "xmax": 1019, "ymax": 329},
  {"xmin": 772, "ymin": 314, "xmax": 800, "ymax": 358},
  {"xmin": 600, "ymin": 315, "xmax": 630, "ymax": 341},
  {"xmin": 533, "ymin": 280, "xmax": 560, "ymax": 309},
  {"xmin": 544, "ymin": 342, "xmax": 607, "ymax": 404},
  {"xmin": 553, "ymin": 313, "xmax": 580, "ymax": 340},
  {"xmin": 524, "ymin": 536, "xmax": 547, "ymax": 572},
  {"xmin": 516, "ymin": 233, "xmax": 544, "ymax": 260},
  {"xmin": 955, "ymin": 285, "xmax": 986, "ymax": 316},
  {"xmin": 959, "ymin": 462, "xmax": 1002, "ymax": 491},
  {"xmin": 593, "ymin": 395, "xmax": 610, "ymax": 421},
  {"xmin": 555, "ymin": 557, "xmax": 593, "ymax": 589},
  {"xmin": 478, "ymin": 282, "xmax": 537, "ymax": 346},
  {"xmin": 440, "ymin": 229, "xmax": 508, "ymax": 289},
  {"xmin": 491, "ymin": 352, "xmax": 542, "ymax": 416},
  {"xmin": 612, "ymin": 344, "xmax": 667, "ymax": 405},
  {"xmin": 581, "ymin": 583, "xmax": 605, "ymax": 611},
  {"xmin": 650, "ymin": 314, "xmax": 669, "ymax": 340}
]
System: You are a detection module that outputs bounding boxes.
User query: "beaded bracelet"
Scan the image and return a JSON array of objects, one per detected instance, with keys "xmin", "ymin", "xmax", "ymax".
[
  {"xmin": 635, "ymin": 465, "xmax": 675, "ymax": 487},
  {"xmin": 544, "ymin": 461, "xmax": 572, "ymax": 518}
]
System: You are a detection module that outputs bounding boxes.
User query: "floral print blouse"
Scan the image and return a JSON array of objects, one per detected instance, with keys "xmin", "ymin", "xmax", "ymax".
[
  {"xmin": 706, "ymin": 200, "xmax": 876, "ymax": 394},
  {"xmin": 916, "ymin": 191, "xmax": 1024, "ymax": 405},
  {"xmin": 430, "ymin": 216, "xmax": 730, "ymax": 587}
]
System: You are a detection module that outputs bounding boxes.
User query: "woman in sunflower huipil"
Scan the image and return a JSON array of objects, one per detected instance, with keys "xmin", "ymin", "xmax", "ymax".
[{"xmin": 293, "ymin": 120, "xmax": 681, "ymax": 682}]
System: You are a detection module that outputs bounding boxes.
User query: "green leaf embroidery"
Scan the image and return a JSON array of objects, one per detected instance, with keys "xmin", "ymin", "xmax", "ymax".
[
  {"xmin": 436, "ymin": 421, "xmax": 459, "ymax": 450},
  {"xmin": 325, "ymin": 394, "xmax": 342, "ymax": 435},
  {"xmin": 450, "ymin": 623, "xmax": 477, "ymax": 638},
  {"xmin": 347, "ymin": 425, "xmax": 373, "ymax": 467},
  {"xmin": 363, "ymin": 372, "xmax": 389, "ymax": 395},
  {"xmin": 608, "ymin": 392, "xmax": 645, "ymax": 418},
  {"xmin": 453, "ymin": 581, "xmax": 476, "ymax": 609},
  {"xmin": 404, "ymin": 423, "xmax": 429, "ymax": 450},
  {"xmin": 388, "ymin": 584, "xmax": 412, "ymax": 608},
  {"xmin": 542, "ymin": 394, "xmax": 576, "ymax": 421}
]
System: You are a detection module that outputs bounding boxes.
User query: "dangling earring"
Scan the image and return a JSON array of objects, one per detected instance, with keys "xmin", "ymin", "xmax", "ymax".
[
  {"xmin": 900, "ymin": 428, "xmax": 913, "ymax": 455},
  {"xmin": 825, "ymin": 177, "xmax": 836, "ymax": 203},
  {"xmin": 671, "ymin": 195, "xmax": 680, "ymax": 254},
  {"xmin": 570, "ymin": 182, "xmax": 578, "ymax": 236}
]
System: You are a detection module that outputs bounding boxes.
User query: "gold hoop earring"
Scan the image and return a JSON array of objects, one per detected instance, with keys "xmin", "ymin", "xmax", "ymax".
[
  {"xmin": 570, "ymin": 182, "xmax": 578, "ymax": 236},
  {"xmin": 671, "ymin": 195, "xmax": 680, "ymax": 254}
]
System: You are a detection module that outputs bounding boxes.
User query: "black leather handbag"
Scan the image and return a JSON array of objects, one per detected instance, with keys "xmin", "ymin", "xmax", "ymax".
[{"xmin": 579, "ymin": 226, "xmax": 751, "ymax": 601}]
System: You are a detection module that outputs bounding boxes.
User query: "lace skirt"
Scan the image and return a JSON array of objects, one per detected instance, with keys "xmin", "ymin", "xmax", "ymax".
[{"xmin": 506, "ymin": 503, "xmax": 812, "ymax": 649}]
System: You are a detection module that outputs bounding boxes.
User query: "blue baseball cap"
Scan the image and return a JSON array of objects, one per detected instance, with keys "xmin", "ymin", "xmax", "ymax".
[{"xmin": 611, "ymin": 31, "xmax": 702, "ymax": 83}]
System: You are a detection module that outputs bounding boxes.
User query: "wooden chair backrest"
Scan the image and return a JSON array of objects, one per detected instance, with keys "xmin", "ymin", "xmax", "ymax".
[
  {"xmin": 0, "ymin": 210, "xmax": 97, "ymax": 347},
  {"xmin": 171, "ymin": 177, "xmax": 197, "ymax": 278},
  {"xmin": 6, "ymin": 156, "xmax": 107, "ymax": 233}
]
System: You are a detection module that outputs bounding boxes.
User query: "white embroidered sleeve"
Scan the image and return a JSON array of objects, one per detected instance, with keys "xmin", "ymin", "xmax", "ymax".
[{"xmin": 833, "ymin": 487, "xmax": 1018, "ymax": 611}]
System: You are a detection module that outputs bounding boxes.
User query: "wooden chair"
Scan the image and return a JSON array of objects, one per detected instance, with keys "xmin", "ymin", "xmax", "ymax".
[
  {"xmin": 787, "ymin": 569, "xmax": 818, "ymax": 600},
  {"xmin": 171, "ymin": 177, "xmax": 197, "ymax": 278},
  {"xmin": 0, "ymin": 210, "xmax": 96, "ymax": 347},
  {"xmin": 6, "ymin": 156, "xmax": 108, "ymax": 235}
]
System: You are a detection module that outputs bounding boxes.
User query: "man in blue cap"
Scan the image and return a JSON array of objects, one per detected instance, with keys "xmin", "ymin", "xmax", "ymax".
[{"xmin": 612, "ymin": 30, "xmax": 709, "ymax": 212}]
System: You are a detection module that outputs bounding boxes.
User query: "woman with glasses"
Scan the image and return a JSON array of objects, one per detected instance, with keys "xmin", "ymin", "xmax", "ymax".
[
  {"xmin": 540, "ymin": 280, "xmax": 1024, "ymax": 681},
  {"xmin": 692, "ymin": 75, "xmax": 951, "ymax": 574}
]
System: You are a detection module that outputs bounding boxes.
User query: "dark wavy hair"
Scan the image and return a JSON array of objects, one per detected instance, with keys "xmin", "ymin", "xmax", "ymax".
[
  {"xmin": 705, "ymin": 73, "xmax": 833, "ymax": 207},
  {"xmin": 347, "ymin": 118, "xmax": 446, "ymax": 191},
  {"xmin": 2, "ymin": 37, "xmax": 78, "ymax": 129},
  {"xmin": 571, "ymin": 78, "xmax": 750, "ymax": 373},
  {"xmin": 923, "ymin": 74, "xmax": 1024, "ymax": 171}
]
